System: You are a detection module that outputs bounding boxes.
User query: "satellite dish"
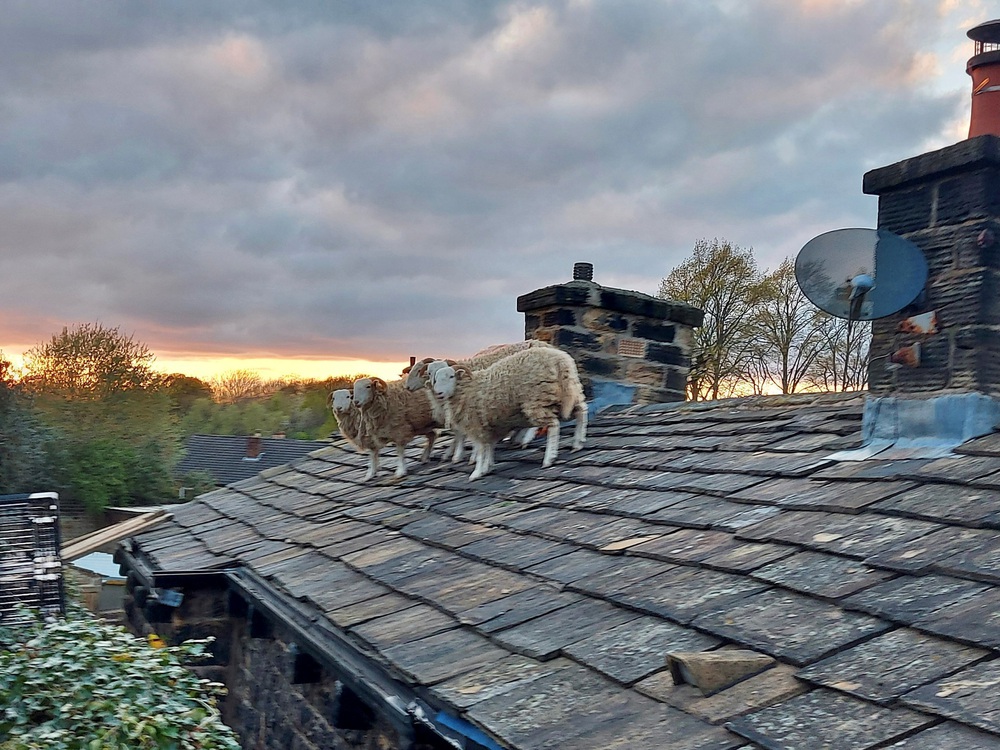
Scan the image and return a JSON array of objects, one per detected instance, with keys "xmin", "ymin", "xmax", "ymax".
[{"xmin": 794, "ymin": 228, "xmax": 927, "ymax": 320}]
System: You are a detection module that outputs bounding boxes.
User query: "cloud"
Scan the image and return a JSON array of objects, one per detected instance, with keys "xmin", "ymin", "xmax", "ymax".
[{"xmin": 0, "ymin": 0, "xmax": 973, "ymax": 374}]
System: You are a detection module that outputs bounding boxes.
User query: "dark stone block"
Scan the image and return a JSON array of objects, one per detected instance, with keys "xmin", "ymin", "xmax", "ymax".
[
  {"xmin": 864, "ymin": 135, "xmax": 1000, "ymax": 195},
  {"xmin": 632, "ymin": 320, "xmax": 677, "ymax": 343},
  {"xmin": 599, "ymin": 289, "xmax": 704, "ymax": 327},
  {"xmin": 663, "ymin": 368, "xmax": 689, "ymax": 393},
  {"xmin": 542, "ymin": 307, "xmax": 579, "ymax": 327},
  {"xmin": 555, "ymin": 328, "xmax": 603, "ymax": 351},
  {"xmin": 523, "ymin": 313, "xmax": 541, "ymax": 333},
  {"xmin": 577, "ymin": 354, "xmax": 621, "ymax": 377},
  {"xmin": 645, "ymin": 342, "xmax": 688, "ymax": 366}
]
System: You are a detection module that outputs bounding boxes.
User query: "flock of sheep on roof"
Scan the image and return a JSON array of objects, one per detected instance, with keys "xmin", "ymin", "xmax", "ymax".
[{"xmin": 328, "ymin": 340, "xmax": 588, "ymax": 481}]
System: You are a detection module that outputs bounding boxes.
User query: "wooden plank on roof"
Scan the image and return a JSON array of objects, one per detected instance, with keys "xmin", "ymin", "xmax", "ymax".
[{"xmin": 61, "ymin": 510, "xmax": 170, "ymax": 561}]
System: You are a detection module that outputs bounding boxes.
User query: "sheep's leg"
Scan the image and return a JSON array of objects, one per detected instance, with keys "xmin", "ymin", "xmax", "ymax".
[
  {"xmin": 420, "ymin": 431, "xmax": 436, "ymax": 463},
  {"xmin": 364, "ymin": 450, "xmax": 379, "ymax": 481},
  {"xmin": 441, "ymin": 438, "xmax": 456, "ymax": 462},
  {"xmin": 451, "ymin": 428, "xmax": 467, "ymax": 464},
  {"xmin": 572, "ymin": 402, "xmax": 588, "ymax": 451},
  {"xmin": 394, "ymin": 442, "xmax": 408, "ymax": 478},
  {"xmin": 542, "ymin": 421, "xmax": 561, "ymax": 467},
  {"xmin": 519, "ymin": 427, "xmax": 537, "ymax": 447},
  {"xmin": 469, "ymin": 441, "xmax": 492, "ymax": 481}
]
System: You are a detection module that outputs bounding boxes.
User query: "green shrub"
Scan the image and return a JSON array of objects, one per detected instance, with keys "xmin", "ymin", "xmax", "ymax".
[{"xmin": 0, "ymin": 607, "xmax": 240, "ymax": 750}]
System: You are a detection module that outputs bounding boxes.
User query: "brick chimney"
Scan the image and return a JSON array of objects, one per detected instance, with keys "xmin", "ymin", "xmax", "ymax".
[
  {"xmin": 968, "ymin": 19, "xmax": 1000, "ymax": 139},
  {"xmin": 517, "ymin": 262, "xmax": 703, "ymax": 406}
]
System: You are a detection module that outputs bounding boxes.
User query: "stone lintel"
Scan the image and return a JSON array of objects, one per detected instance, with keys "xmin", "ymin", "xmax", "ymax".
[{"xmin": 864, "ymin": 135, "xmax": 1000, "ymax": 195}]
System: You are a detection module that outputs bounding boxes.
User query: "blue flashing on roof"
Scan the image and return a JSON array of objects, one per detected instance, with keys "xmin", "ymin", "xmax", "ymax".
[
  {"xmin": 433, "ymin": 711, "xmax": 503, "ymax": 750},
  {"xmin": 588, "ymin": 379, "xmax": 638, "ymax": 414}
]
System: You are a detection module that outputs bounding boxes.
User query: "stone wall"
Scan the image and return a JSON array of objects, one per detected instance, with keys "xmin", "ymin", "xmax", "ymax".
[
  {"xmin": 864, "ymin": 135, "xmax": 1000, "ymax": 395},
  {"xmin": 121, "ymin": 574, "xmax": 434, "ymax": 750},
  {"xmin": 517, "ymin": 264, "xmax": 703, "ymax": 405}
]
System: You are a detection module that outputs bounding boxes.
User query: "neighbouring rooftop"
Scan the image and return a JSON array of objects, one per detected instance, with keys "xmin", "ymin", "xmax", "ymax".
[{"xmin": 125, "ymin": 391, "xmax": 1000, "ymax": 749}]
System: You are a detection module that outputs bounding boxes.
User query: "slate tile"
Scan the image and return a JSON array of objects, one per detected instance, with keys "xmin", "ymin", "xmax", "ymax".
[
  {"xmin": 403, "ymin": 566, "xmax": 535, "ymax": 613},
  {"xmin": 613, "ymin": 567, "xmax": 769, "ymax": 625},
  {"xmin": 711, "ymin": 505, "xmax": 784, "ymax": 532},
  {"xmin": 458, "ymin": 532, "xmax": 575, "ymax": 570},
  {"xmin": 464, "ymin": 664, "xmax": 641, "ymax": 750},
  {"xmin": 326, "ymin": 592, "xmax": 416, "ymax": 628},
  {"xmin": 429, "ymin": 654, "xmax": 569, "ymax": 710},
  {"xmin": 525, "ymin": 548, "xmax": 622, "ymax": 584},
  {"xmin": 737, "ymin": 510, "xmax": 940, "ymax": 559},
  {"xmin": 766, "ymin": 480, "xmax": 916, "ymax": 513},
  {"xmin": 902, "ymin": 659, "xmax": 1000, "ymax": 735},
  {"xmin": 567, "ymin": 557, "xmax": 675, "ymax": 599},
  {"xmin": 957, "ymin": 431, "xmax": 1000, "ymax": 457},
  {"xmin": 796, "ymin": 627, "xmax": 990, "ymax": 703},
  {"xmin": 872, "ymin": 483, "xmax": 1000, "ymax": 527},
  {"xmin": 588, "ymin": 488, "xmax": 694, "ymax": 516},
  {"xmin": 809, "ymin": 459, "xmax": 934, "ymax": 481},
  {"xmin": 456, "ymin": 585, "xmax": 582, "ymax": 633},
  {"xmin": 915, "ymin": 587, "xmax": 1000, "ymax": 648},
  {"xmin": 321, "ymin": 528, "xmax": 403, "ymax": 559},
  {"xmin": 491, "ymin": 597, "xmax": 638, "ymax": 660},
  {"xmin": 380, "ymin": 628, "xmax": 508, "ymax": 685},
  {"xmin": 650, "ymin": 496, "xmax": 770, "ymax": 529},
  {"xmin": 636, "ymin": 663, "xmax": 809, "ymax": 725},
  {"xmin": 308, "ymin": 576, "xmax": 395, "ymax": 613},
  {"xmin": 844, "ymin": 574, "xmax": 992, "ymax": 624},
  {"xmin": 883, "ymin": 721, "xmax": 1000, "ymax": 749},
  {"xmin": 751, "ymin": 550, "xmax": 894, "ymax": 599},
  {"xmin": 726, "ymin": 689, "xmax": 936, "ymax": 750},
  {"xmin": 563, "ymin": 615, "xmax": 720, "ymax": 686},
  {"xmin": 909, "ymin": 455, "xmax": 1000, "ymax": 483},
  {"xmin": 698, "ymin": 541, "xmax": 796, "ymax": 573},
  {"xmin": 564, "ymin": 700, "xmax": 743, "ymax": 750},
  {"xmin": 935, "ymin": 533, "xmax": 1000, "ymax": 584},
  {"xmin": 729, "ymin": 478, "xmax": 824, "ymax": 506},
  {"xmin": 864, "ymin": 526, "xmax": 994, "ymax": 574},
  {"xmin": 630, "ymin": 528, "xmax": 742, "ymax": 564},
  {"xmin": 348, "ymin": 603, "xmax": 457, "ymax": 650},
  {"xmin": 673, "ymin": 473, "xmax": 770, "ymax": 497},
  {"xmin": 399, "ymin": 515, "xmax": 501, "ymax": 549},
  {"xmin": 692, "ymin": 590, "xmax": 890, "ymax": 666}
]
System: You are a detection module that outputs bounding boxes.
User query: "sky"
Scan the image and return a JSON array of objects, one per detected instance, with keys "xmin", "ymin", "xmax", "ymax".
[{"xmin": 0, "ymin": 0, "xmax": 987, "ymax": 382}]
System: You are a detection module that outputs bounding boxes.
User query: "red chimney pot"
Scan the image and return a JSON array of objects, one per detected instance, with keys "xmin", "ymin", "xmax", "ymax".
[{"xmin": 967, "ymin": 19, "xmax": 1000, "ymax": 138}]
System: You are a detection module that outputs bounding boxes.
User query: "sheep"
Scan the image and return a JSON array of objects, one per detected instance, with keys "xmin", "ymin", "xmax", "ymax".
[
  {"xmin": 353, "ymin": 376, "xmax": 441, "ymax": 480},
  {"xmin": 405, "ymin": 340, "xmax": 552, "ymax": 460},
  {"xmin": 329, "ymin": 389, "xmax": 382, "ymax": 480},
  {"xmin": 430, "ymin": 346, "xmax": 588, "ymax": 481}
]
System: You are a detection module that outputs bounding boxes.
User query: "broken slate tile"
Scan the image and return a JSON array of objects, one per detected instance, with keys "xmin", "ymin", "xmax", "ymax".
[
  {"xmin": 563, "ymin": 615, "xmax": 720, "ymax": 686},
  {"xmin": 692, "ymin": 589, "xmax": 890, "ymax": 666},
  {"xmin": 902, "ymin": 659, "xmax": 1000, "ymax": 735},
  {"xmin": 751, "ymin": 550, "xmax": 894, "ymax": 599},
  {"xmin": 726, "ymin": 688, "xmax": 936, "ymax": 750},
  {"xmin": 844, "ymin": 574, "xmax": 991, "ymax": 626},
  {"xmin": 796, "ymin": 627, "xmax": 990, "ymax": 703},
  {"xmin": 668, "ymin": 650, "xmax": 775, "ymax": 695},
  {"xmin": 883, "ymin": 721, "xmax": 1000, "ymax": 749},
  {"xmin": 491, "ymin": 597, "xmax": 638, "ymax": 660},
  {"xmin": 915, "ymin": 587, "xmax": 1000, "ymax": 648},
  {"xmin": 636, "ymin": 663, "xmax": 808, "ymax": 725}
]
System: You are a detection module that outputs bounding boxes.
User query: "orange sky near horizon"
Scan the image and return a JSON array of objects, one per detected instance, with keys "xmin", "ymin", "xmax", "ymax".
[{"xmin": 1, "ymin": 345, "xmax": 409, "ymax": 384}]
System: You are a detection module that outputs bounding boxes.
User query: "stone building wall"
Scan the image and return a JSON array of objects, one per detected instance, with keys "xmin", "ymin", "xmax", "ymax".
[
  {"xmin": 517, "ymin": 263, "xmax": 703, "ymax": 405},
  {"xmin": 121, "ymin": 576, "xmax": 415, "ymax": 750},
  {"xmin": 864, "ymin": 135, "xmax": 1000, "ymax": 394}
]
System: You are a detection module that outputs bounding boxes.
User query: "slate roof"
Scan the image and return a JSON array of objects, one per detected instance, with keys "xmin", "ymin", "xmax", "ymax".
[
  {"xmin": 174, "ymin": 434, "xmax": 330, "ymax": 486},
  {"xmin": 130, "ymin": 393, "xmax": 1000, "ymax": 749}
]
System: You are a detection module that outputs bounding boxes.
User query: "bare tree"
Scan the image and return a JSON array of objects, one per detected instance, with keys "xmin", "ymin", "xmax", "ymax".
[
  {"xmin": 658, "ymin": 238, "xmax": 770, "ymax": 400},
  {"xmin": 751, "ymin": 258, "xmax": 828, "ymax": 394},
  {"xmin": 211, "ymin": 369, "xmax": 265, "ymax": 404},
  {"xmin": 805, "ymin": 315, "xmax": 871, "ymax": 392}
]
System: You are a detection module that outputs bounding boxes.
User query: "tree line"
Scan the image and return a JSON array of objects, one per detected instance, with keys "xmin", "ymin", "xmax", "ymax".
[
  {"xmin": 657, "ymin": 238, "xmax": 869, "ymax": 400},
  {"xmin": 0, "ymin": 323, "xmax": 365, "ymax": 513}
]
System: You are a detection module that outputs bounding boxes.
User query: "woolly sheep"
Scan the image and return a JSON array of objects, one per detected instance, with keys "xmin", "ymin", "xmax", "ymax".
[
  {"xmin": 329, "ymin": 389, "xmax": 382, "ymax": 481},
  {"xmin": 431, "ymin": 346, "xmax": 587, "ymax": 481},
  {"xmin": 353, "ymin": 376, "xmax": 441, "ymax": 480},
  {"xmin": 405, "ymin": 341, "xmax": 552, "ymax": 460}
]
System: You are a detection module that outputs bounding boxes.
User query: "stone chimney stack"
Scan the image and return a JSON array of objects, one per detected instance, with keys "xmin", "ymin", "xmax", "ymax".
[{"xmin": 517, "ymin": 263, "xmax": 703, "ymax": 406}]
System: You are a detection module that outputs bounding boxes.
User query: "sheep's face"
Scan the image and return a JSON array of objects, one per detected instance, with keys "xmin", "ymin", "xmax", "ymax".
[
  {"xmin": 330, "ymin": 389, "xmax": 353, "ymax": 414},
  {"xmin": 431, "ymin": 366, "xmax": 458, "ymax": 400},
  {"xmin": 404, "ymin": 360, "xmax": 429, "ymax": 391},
  {"xmin": 353, "ymin": 378, "xmax": 375, "ymax": 408}
]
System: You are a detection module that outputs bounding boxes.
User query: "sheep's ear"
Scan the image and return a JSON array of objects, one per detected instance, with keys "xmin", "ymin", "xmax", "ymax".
[
  {"xmin": 372, "ymin": 377, "xmax": 387, "ymax": 391},
  {"xmin": 401, "ymin": 365, "xmax": 412, "ymax": 375}
]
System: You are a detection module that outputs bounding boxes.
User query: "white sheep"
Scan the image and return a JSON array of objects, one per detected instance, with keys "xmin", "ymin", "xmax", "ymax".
[
  {"xmin": 431, "ymin": 346, "xmax": 588, "ymax": 481},
  {"xmin": 329, "ymin": 389, "xmax": 382, "ymax": 480},
  {"xmin": 353, "ymin": 376, "xmax": 441, "ymax": 480},
  {"xmin": 405, "ymin": 341, "xmax": 552, "ymax": 461}
]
